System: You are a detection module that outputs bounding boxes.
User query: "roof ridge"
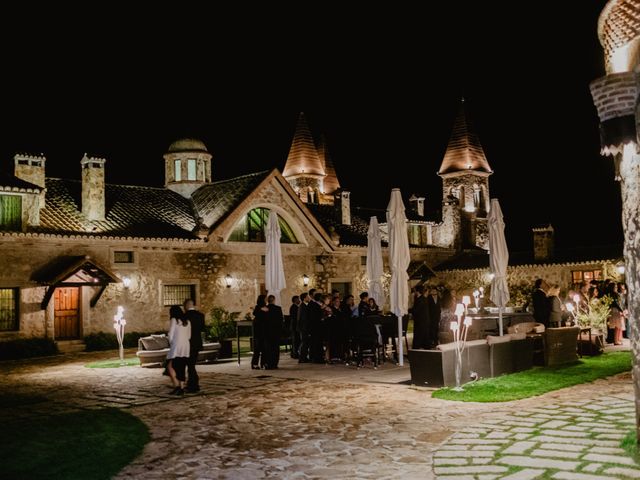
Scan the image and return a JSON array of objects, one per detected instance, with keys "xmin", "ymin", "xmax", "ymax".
[{"xmin": 210, "ymin": 170, "xmax": 270, "ymax": 185}]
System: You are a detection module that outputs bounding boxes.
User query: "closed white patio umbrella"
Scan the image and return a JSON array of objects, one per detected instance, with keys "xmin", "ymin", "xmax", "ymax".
[
  {"xmin": 488, "ymin": 199, "xmax": 510, "ymax": 336},
  {"xmin": 366, "ymin": 216, "xmax": 385, "ymax": 308},
  {"xmin": 265, "ymin": 211, "xmax": 286, "ymax": 306},
  {"xmin": 387, "ymin": 189, "xmax": 410, "ymax": 366}
]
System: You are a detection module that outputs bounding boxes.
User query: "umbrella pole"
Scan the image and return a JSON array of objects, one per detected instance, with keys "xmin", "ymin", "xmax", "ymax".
[
  {"xmin": 397, "ymin": 315, "xmax": 404, "ymax": 366},
  {"xmin": 499, "ymin": 307, "xmax": 504, "ymax": 337}
]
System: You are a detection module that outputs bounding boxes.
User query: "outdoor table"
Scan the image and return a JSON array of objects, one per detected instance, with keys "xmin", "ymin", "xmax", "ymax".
[{"xmin": 235, "ymin": 320, "xmax": 253, "ymax": 366}]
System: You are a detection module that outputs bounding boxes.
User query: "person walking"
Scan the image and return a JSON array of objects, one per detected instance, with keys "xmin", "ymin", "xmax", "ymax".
[
  {"xmin": 167, "ymin": 306, "xmax": 190, "ymax": 396},
  {"xmin": 184, "ymin": 299, "xmax": 205, "ymax": 393}
]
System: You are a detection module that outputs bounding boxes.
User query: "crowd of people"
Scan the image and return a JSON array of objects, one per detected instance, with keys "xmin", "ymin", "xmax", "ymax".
[
  {"xmin": 532, "ymin": 278, "xmax": 629, "ymax": 345},
  {"xmin": 249, "ymin": 289, "xmax": 390, "ymax": 368}
]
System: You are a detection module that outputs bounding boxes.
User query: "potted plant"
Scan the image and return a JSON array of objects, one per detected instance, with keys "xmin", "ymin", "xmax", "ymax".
[
  {"xmin": 207, "ymin": 307, "xmax": 239, "ymax": 358},
  {"xmin": 575, "ymin": 296, "xmax": 611, "ymax": 355}
]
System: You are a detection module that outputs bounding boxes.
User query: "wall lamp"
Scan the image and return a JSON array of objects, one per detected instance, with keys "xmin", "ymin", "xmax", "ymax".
[
  {"xmin": 122, "ymin": 276, "xmax": 131, "ymax": 288},
  {"xmin": 302, "ymin": 274, "xmax": 309, "ymax": 287},
  {"xmin": 224, "ymin": 274, "xmax": 233, "ymax": 288},
  {"xmin": 616, "ymin": 263, "xmax": 626, "ymax": 275}
]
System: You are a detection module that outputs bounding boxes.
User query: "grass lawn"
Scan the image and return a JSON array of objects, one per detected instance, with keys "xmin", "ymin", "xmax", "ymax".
[
  {"xmin": 433, "ymin": 351, "xmax": 632, "ymax": 402},
  {"xmin": 85, "ymin": 357, "xmax": 141, "ymax": 368},
  {"xmin": 0, "ymin": 407, "xmax": 149, "ymax": 480},
  {"xmin": 622, "ymin": 429, "xmax": 640, "ymax": 463}
]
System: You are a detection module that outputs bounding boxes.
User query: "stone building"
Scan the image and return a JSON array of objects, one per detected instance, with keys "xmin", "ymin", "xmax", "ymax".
[{"xmin": 0, "ymin": 105, "xmax": 493, "ymax": 348}]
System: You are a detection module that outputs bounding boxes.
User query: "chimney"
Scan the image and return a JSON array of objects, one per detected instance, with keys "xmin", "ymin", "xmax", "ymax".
[
  {"xmin": 409, "ymin": 194, "xmax": 425, "ymax": 217},
  {"xmin": 14, "ymin": 154, "xmax": 46, "ymax": 209},
  {"xmin": 532, "ymin": 224, "xmax": 554, "ymax": 262},
  {"xmin": 81, "ymin": 154, "xmax": 106, "ymax": 221},
  {"xmin": 334, "ymin": 189, "xmax": 351, "ymax": 225}
]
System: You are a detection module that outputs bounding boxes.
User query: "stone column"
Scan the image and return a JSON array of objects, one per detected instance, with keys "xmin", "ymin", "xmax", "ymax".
[{"xmin": 620, "ymin": 147, "xmax": 640, "ymax": 441}]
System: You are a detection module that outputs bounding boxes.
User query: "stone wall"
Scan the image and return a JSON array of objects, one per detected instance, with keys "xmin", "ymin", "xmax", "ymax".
[{"xmin": 432, "ymin": 260, "xmax": 622, "ymax": 305}]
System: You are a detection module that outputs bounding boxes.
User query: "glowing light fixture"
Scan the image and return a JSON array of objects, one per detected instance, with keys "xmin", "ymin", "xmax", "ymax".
[
  {"xmin": 122, "ymin": 276, "xmax": 131, "ymax": 288},
  {"xmin": 616, "ymin": 263, "xmax": 626, "ymax": 275},
  {"xmin": 610, "ymin": 44, "xmax": 630, "ymax": 73},
  {"xmin": 224, "ymin": 274, "xmax": 233, "ymax": 288},
  {"xmin": 302, "ymin": 274, "xmax": 309, "ymax": 287}
]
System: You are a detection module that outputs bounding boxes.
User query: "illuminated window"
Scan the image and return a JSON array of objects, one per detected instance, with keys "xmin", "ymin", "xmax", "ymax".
[
  {"xmin": 163, "ymin": 284, "xmax": 196, "ymax": 307},
  {"xmin": 0, "ymin": 288, "xmax": 18, "ymax": 331},
  {"xmin": 228, "ymin": 208, "xmax": 298, "ymax": 243},
  {"xmin": 0, "ymin": 195, "xmax": 22, "ymax": 231},
  {"xmin": 187, "ymin": 159, "xmax": 197, "ymax": 181},
  {"xmin": 174, "ymin": 160, "xmax": 182, "ymax": 181},
  {"xmin": 408, "ymin": 224, "xmax": 428, "ymax": 247},
  {"xmin": 571, "ymin": 270, "xmax": 603, "ymax": 285}
]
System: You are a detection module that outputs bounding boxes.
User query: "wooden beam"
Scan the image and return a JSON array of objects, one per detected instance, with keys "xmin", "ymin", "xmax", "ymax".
[
  {"xmin": 40, "ymin": 285, "xmax": 56, "ymax": 310},
  {"xmin": 90, "ymin": 284, "xmax": 108, "ymax": 308}
]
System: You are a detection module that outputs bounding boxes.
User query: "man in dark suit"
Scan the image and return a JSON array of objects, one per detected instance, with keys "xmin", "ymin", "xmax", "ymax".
[
  {"xmin": 298, "ymin": 292, "xmax": 310, "ymax": 362},
  {"xmin": 410, "ymin": 285, "xmax": 430, "ymax": 349},
  {"xmin": 426, "ymin": 288, "xmax": 442, "ymax": 348},
  {"xmin": 307, "ymin": 293, "xmax": 325, "ymax": 363},
  {"xmin": 266, "ymin": 295, "xmax": 284, "ymax": 368},
  {"xmin": 184, "ymin": 299, "xmax": 205, "ymax": 393},
  {"xmin": 289, "ymin": 295, "xmax": 301, "ymax": 359},
  {"xmin": 532, "ymin": 279, "xmax": 549, "ymax": 328}
]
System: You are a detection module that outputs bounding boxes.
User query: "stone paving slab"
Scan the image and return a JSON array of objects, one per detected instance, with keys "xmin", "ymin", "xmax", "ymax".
[
  {"xmin": 433, "ymin": 392, "xmax": 639, "ymax": 479},
  {"xmin": 0, "ymin": 350, "xmax": 636, "ymax": 479}
]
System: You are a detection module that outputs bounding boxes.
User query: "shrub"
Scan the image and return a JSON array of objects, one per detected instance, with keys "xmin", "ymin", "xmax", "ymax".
[
  {"xmin": 84, "ymin": 331, "xmax": 154, "ymax": 351},
  {"xmin": 0, "ymin": 338, "xmax": 59, "ymax": 360},
  {"xmin": 207, "ymin": 307, "xmax": 239, "ymax": 341}
]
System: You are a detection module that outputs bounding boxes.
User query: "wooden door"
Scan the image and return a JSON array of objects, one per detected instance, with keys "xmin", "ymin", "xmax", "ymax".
[{"xmin": 54, "ymin": 287, "xmax": 80, "ymax": 339}]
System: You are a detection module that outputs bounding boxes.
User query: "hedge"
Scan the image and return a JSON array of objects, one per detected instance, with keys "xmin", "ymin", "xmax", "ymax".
[{"xmin": 0, "ymin": 338, "xmax": 59, "ymax": 360}]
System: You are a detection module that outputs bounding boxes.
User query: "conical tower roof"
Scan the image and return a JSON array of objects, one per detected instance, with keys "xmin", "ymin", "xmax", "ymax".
[
  {"xmin": 282, "ymin": 112, "xmax": 325, "ymax": 178},
  {"xmin": 439, "ymin": 99, "xmax": 492, "ymax": 175},
  {"xmin": 316, "ymin": 134, "xmax": 340, "ymax": 194}
]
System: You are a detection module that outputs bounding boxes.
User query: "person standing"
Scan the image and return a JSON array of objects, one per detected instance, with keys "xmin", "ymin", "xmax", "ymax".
[
  {"xmin": 289, "ymin": 295, "xmax": 301, "ymax": 359},
  {"xmin": 166, "ymin": 306, "xmax": 190, "ymax": 396},
  {"xmin": 298, "ymin": 292, "xmax": 310, "ymax": 363},
  {"xmin": 252, "ymin": 295, "xmax": 268, "ymax": 369},
  {"xmin": 411, "ymin": 285, "xmax": 430, "ymax": 349},
  {"xmin": 266, "ymin": 295, "xmax": 284, "ymax": 368},
  {"xmin": 426, "ymin": 288, "xmax": 442, "ymax": 348},
  {"xmin": 184, "ymin": 299, "xmax": 205, "ymax": 393},
  {"xmin": 546, "ymin": 285, "xmax": 563, "ymax": 328},
  {"xmin": 532, "ymin": 279, "xmax": 549, "ymax": 328}
]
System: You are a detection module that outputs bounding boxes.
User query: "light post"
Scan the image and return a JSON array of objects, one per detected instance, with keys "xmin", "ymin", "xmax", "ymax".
[
  {"xmin": 451, "ymin": 303, "xmax": 472, "ymax": 391},
  {"xmin": 113, "ymin": 306, "xmax": 126, "ymax": 365},
  {"xmin": 473, "ymin": 289, "xmax": 480, "ymax": 310},
  {"xmin": 462, "ymin": 295, "xmax": 471, "ymax": 315}
]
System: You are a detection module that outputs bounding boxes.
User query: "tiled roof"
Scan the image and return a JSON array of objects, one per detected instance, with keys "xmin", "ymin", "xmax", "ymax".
[
  {"xmin": 434, "ymin": 245, "xmax": 624, "ymax": 271},
  {"xmin": 35, "ymin": 178, "xmax": 197, "ymax": 239},
  {"xmin": 439, "ymin": 99, "xmax": 492, "ymax": 175},
  {"xmin": 306, "ymin": 204, "xmax": 376, "ymax": 247},
  {"xmin": 282, "ymin": 112, "xmax": 325, "ymax": 178},
  {"xmin": 0, "ymin": 171, "xmax": 42, "ymax": 192},
  {"xmin": 316, "ymin": 134, "xmax": 341, "ymax": 194},
  {"xmin": 192, "ymin": 171, "xmax": 270, "ymax": 229}
]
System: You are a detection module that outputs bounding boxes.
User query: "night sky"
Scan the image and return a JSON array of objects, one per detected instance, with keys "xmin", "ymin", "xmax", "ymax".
[{"xmin": 0, "ymin": 2, "xmax": 621, "ymax": 252}]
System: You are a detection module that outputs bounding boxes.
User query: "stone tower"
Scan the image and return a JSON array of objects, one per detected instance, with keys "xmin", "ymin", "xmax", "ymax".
[
  {"xmin": 163, "ymin": 138, "xmax": 212, "ymax": 198},
  {"xmin": 282, "ymin": 112, "xmax": 327, "ymax": 203},
  {"xmin": 439, "ymin": 99, "xmax": 493, "ymax": 249}
]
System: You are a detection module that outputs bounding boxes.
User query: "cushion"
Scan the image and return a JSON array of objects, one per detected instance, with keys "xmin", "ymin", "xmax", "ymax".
[
  {"xmin": 151, "ymin": 335, "xmax": 170, "ymax": 349},
  {"xmin": 486, "ymin": 335, "xmax": 511, "ymax": 345},
  {"xmin": 533, "ymin": 324, "xmax": 545, "ymax": 333},
  {"xmin": 436, "ymin": 342, "xmax": 457, "ymax": 352},
  {"xmin": 466, "ymin": 339, "xmax": 489, "ymax": 347},
  {"xmin": 140, "ymin": 336, "xmax": 161, "ymax": 351},
  {"xmin": 510, "ymin": 332, "xmax": 527, "ymax": 341}
]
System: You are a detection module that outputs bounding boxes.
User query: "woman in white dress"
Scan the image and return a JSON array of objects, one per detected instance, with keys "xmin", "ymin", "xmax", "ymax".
[{"xmin": 167, "ymin": 306, "xmax": 191, "ymax": 396}]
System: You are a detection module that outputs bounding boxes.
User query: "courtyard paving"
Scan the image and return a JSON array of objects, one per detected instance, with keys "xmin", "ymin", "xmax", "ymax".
[{"xmin": 0, "ymin": 349, "xmax": 637, "ymax": 479}]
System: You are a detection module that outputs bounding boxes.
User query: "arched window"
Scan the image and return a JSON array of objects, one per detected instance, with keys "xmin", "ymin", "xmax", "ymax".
[
  {"xmin": 228, "ymin": 208, "xmax": 298, "ymax": 243},
  {"xmin": 473, "ymin": 185, "xmax": 481, "ymax": 208}
]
